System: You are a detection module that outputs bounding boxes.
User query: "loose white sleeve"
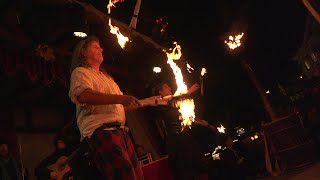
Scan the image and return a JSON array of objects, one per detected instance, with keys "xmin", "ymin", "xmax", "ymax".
[{"xmin": 69, "ymin": 67, "xmax": 93, "ymax": 105}]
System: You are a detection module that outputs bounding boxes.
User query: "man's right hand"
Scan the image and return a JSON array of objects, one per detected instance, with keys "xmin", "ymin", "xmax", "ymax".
[
  {"xmin": 50, "ymin": 171, "xmax": 58, "ymax": 179},
  {"xmin": 121, "ymin": 95, "xmax": 142, "ymax": 107}
]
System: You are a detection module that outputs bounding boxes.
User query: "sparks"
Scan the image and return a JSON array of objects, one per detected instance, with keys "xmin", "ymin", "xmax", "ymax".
[
  {"xmin": 186, "ymin": 62, "xmax": 194, "ymax": 73},
  {"xmin": 211, "ymin": 145, "xmax": 226, "ymax": 160},
  {"xmin": 217, "ymin": 124, "xmax": 226, "ymax": 134}
]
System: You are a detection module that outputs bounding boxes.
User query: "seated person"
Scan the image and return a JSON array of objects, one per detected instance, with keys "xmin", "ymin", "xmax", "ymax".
[
  {"xmin": 136, "ymin": 145, "xmax": 153, "ymax": 165},
  {"xmin": 35, "ymin": 134, "xmax": 72, "ymax": 180},
  {"xmin": 136, "ymin": 145, "xmax": 147, "ymax": 159},
  {"xmin": 0, "ymin": 142, "xmax": 23, "ymax": 180}
]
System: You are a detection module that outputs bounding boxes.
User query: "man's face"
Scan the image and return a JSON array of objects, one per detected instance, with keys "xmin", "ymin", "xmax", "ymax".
[
  {"xmin": 0, "ymin": 144, "xmax": 9, "ymax": 156},
  {"xmin": 159, "ymin": 84, "xmax": 172, "ymax": 97},
  {"xmin": 83, "ymin": 41, "xmax": 104, "ymax": 65}
]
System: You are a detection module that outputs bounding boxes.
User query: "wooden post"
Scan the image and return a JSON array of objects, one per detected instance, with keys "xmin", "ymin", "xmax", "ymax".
[
  {"xmin": 240, "ymin": 59, "xmax": 280, "ymax": 175},
  {"xmin": 240, "ymin": 59, "xmax": 277, "ymax": 121}
]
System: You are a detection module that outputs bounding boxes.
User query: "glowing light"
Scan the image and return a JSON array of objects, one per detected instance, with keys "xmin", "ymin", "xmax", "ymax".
[
  {"xmin": 164, "ymin": 42, "xmax": 187, "ymax": 96},
  {"xmin": 236, "ymin": 128, "xmax": 245, "ymax": 136},
  {"xmin": 186, "ymin": 62, "xmax": 194, "ymax": 73},
  {"xmin": 153, "ymin": 67, "xmax": 161, "ymax": 73},
  {"xmin": 176, "ymin": 99, "xmax": 195, "ymax": 128},
  {"xmin": 213, "ymin": 146, "xmax": 222, "ymax": 154},
  {"xmin": 266, "ymin": 90, "xmax": 270, "ymax": 94},
  {"xmin": 217, "ymin": 124, "xmax": 225, "ymax": 134},
  {"xmin": 211, "ymin": 145, "xmax": 226, "ymax": 160},
  {"xmin": 73, "ymin": 32, "xmax": 87, "ymax": 38},
  {"xmin": 201, "ymin": 68, "xmax": 207, "ymax": 76},
  {"xmin": 251, "ymin": 133, "xmax": 259, "ymax": 141},
  {"xmin": 224, "ymin": 32, "xmax": 244, "ymax": 50},
  {"xmin": 108, "ymin": 19, "xmax": 129, "ymax": 49},
  {"xmin": 212, "ymin": 153, "xmax": 221, "ymax": 160},
  {"xmin": 107, "ymin": 0, "xmax": 123, "ymax": 14}
]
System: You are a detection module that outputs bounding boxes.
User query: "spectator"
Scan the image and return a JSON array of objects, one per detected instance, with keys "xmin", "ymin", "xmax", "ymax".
[{"xmin": 0, "ymin": 142, "xmax": 22, "ymax": 180}]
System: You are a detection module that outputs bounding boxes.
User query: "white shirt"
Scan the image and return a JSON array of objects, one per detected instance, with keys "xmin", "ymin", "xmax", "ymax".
[{"xmin": 69, "ymin": 67, "xmax": 126, "ymax": 138}]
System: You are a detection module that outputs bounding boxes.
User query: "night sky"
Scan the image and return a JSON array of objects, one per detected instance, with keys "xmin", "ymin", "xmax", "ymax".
[{"xmin": 110, "ymin": 0, "xmax": 309, "ymax": 128}]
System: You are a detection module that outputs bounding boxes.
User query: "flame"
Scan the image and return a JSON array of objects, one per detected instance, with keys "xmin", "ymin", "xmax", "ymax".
[
  {"xmin": 251, "ymin": 133, "xmax": 259, "ymax": 141},
  {"xmin": 164, "ymin": 42, "xmax": 187, "ymax": 96},
  {"xmin": 224, "ymin": 32, "xmax": 244, "ymax": 50},
  {"xmin": 201, "ymin": 68, "xmax": 207, "ymax": 76},
  {"xmin": 108, "ymin": 19, "xmax": 129, "ymax": 49},
  {"xmin": 164, "ymin": 42, "xmax": 195, "ymax": 129},
  {"xmin": 176, "ymin": 99, "xmax": 195, "ymax": 128},
  {"xmin": 165, "ymin": 42, "xmax": 182, "ymax": 61},
  {"xmin": 107, "ymin": 0, "xmax": 123, "ymax": 14},
  {"xmin": 211, "ymin": 145, "xmax": 226, "ymax": 160},
  {"xmin": 186, "ymin": 62, "xmax": 194, "ymax": 73},
  {"xmin": 212, "ymin": 153, "xmax": 221, "ymax": 160},
  {"xmin": 217, "ymin": 124, "xmax": 226, "ymax": 133}
]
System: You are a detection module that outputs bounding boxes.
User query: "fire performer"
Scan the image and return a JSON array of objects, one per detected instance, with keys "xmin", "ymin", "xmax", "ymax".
[
  {"xmin": 69, "ymin": 35, "xmax": 156, "ymax": 180},
  {"xmin": 151, "ymin": 82, "xmax": 203, "ymax": 180}
]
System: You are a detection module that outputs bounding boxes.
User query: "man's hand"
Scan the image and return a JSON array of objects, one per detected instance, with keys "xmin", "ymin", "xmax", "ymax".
[
  {"xmin": 139, "ymin": 96, "xmax": 162, "ymax": 106},
  {"xmin": 50, "ymin": 171, "xmax": 58, "ymax": 179},
  {"xmin": 122, "ymin": 95, "xmax": 144, "ymax": 111},
  {"xmin": 121, "ymin": 95, "xmax": 142, "ymax": 107}
]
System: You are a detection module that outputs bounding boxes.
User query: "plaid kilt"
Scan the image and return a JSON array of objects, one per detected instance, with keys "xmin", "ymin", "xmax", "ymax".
[{"xmin": 91, "ymin": 129, "xmax": 144, "ymax": 180}]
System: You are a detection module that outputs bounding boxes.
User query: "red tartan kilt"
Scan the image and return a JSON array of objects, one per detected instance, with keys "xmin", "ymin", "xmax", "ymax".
[{"xmin": 91, "ymin": 129, "xmax": 144, "ymax": 180}]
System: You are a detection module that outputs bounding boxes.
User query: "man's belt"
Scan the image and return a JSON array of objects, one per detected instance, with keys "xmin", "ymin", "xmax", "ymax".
[{"xmin": 92, "ymin": 122, "xmax": 122, "ymax": 136}]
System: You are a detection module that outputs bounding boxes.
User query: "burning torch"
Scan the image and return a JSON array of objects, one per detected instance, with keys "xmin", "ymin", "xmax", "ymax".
[{"xmin": 200, "ymin": 68, "xmax": 207, "ymax": 96}]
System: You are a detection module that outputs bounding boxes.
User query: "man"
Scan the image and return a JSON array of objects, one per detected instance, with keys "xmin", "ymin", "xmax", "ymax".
[
  {"xmin": 69, "ymin": 35, "xmax": 157, "ymax": 179},
  {"xmin": 152, "ymin": 82, "xmax": 202, "ymax": 180}
]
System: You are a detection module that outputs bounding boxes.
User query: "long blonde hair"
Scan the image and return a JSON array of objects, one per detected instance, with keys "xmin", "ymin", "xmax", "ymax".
[{"xmin": 70, "ymin": 35, "xmax": 100, "ymax": 73}]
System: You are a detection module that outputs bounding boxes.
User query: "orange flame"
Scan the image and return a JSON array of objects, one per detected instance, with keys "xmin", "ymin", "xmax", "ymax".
[
  {"xmin": 186, "ymin": 62, "xmax": 194, "ymax": 73},
  {"xmin": 176, "ymin": 99, "xmax": 195, "ymax": 127},
  {"xmin": 164, "ymin": 42, "xmax": 195, "ymax": 129},
  {"xmin": 217, "ymin": 124, "xmax": 226, "ymax": 133},
  {"xmin": 224, "ymin": 32, "xmax": 244, "ymax": 50},
  {"xmin": 108, "ymin": 19, "xmax": 129, "ymax": 49},
  {"xmin": 107, "ymin": 0, "xmax": 123, "ymax": 14},
  {"xmin": 201, "ymin": 68, "xmax": 207, "ymax": 76},
  {"xmin": 164, "ymin": 42, "xmax": 187, "ymax": 96}
]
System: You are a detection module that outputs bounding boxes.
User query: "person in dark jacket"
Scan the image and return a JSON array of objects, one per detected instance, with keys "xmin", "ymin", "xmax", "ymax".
[
  {"xmin": 35, "ymin": 134, "xmax": 72, "ymax": 180},
  {"xmin": 152, "ymin": 82, "xmax": 203, "ymax": 180},
  {"xmin": 0, "ymin": 142, "xmax": 22, "ymax": 180}
]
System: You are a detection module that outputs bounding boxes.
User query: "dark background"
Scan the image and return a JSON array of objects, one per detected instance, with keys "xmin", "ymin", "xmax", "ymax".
[
  {"xmin": 0, "ymin": 0, "xmax": 310, "ymax": 130},
  {"xmin": 119, "ymin": 0, "xmax": 309, "ymax": 128}
]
